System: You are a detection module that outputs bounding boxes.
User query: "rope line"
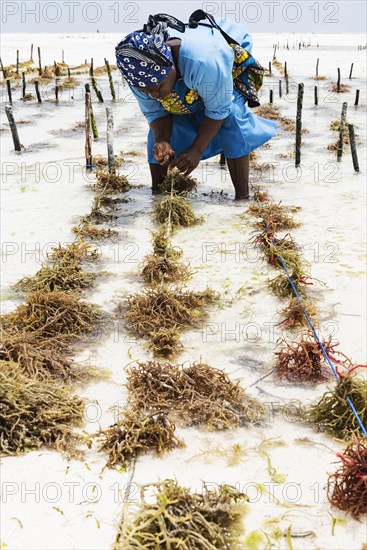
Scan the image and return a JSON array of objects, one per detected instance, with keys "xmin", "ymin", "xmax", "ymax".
[{"xmin": 259, "ymin": 208, "xmax": 367, "ymax": 437}]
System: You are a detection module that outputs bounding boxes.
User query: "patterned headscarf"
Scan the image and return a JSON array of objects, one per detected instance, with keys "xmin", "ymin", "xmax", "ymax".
[{"xmin": 115, "ymin": 22, "xmax": 174, "ymax": 88}]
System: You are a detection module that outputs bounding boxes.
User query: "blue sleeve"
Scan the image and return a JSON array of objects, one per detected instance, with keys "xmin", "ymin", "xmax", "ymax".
[
  {"xmin": 128, "ymin": 85, "xmax": 169, "ymax": 125},
  {"xmin": 189, "ymin": 50, "xmax": 234, "ymax": 120}
]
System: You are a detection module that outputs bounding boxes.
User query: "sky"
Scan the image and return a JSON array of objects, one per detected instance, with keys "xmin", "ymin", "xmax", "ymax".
[{"xmin": 1, "ymin": 0, "xmax": 367, "ymax": 33}]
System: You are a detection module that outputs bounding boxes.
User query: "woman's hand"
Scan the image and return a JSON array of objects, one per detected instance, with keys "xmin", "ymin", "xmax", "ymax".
[
  {"xmin": 169, "ymin": 146, "xmax": 202, "ymax": 175},
  {"xmin": 153, "ymin": 141, "xmax": 175, "ymax": 166}
]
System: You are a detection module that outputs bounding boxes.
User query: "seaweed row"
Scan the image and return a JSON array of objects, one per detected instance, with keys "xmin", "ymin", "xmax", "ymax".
[{"xmin": 0, "ymin": 161, "xmax": 132, "ymax": 456}]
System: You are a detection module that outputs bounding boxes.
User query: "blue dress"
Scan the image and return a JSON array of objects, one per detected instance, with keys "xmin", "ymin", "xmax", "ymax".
[{"xmin": 129, "ymin": 19, "xmax": 278, "ymax": 163}]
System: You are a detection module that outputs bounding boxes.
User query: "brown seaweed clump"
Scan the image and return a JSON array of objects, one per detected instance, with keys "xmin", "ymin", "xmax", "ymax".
[
  {"xmin": 140, "ymin": 254, "xmax": 193, "ymax": 285},
  {"xmin": 268, "ymin": 270, "xmax": 312, "ymax": 299},
  {"xmin": 151, "ymin": 227, "xmax": 182, "ymax": 261},
  {"xmin": 252, "ymin": 185, "xmax": 271, "ymax": 203},
  {"xmin": 14, "ymin": 260, "xmax": 97, "ymax": 294},
  {"xmin": 248, "ymin": 202, "xmax": 300, "ymax": 231},
  {"xmin": 327, "ymin": 438, "xmax": 367, "ymax": 519},
  {"xmin": 72, "ymin": 221, "xmax": 119, "ymax": 241},
  {"xmin": 116, "ymin": 480, "xmax": 248, "ymax": 549},
  {"xmin": 159, "ymin": 168, "xmax": 198, "ymax": 195},
  {"xmin": 278, "ymin": 297, "xmax": 318, "ymax": 329},
  {"xmin": 94, "ymin": 170, "xmax": 130, "ymax": 194},
  {"xmin": 126, "ymin": 361, "xmax": 266, "ymax": 429},
  {"xmin": 48, "ymin": 241, "xmax": 101, "ymax": 263},
  {"xmin": 97, "ymin": 411, "xmax": 183, "ymax": 469},
  {"xmin": 0, "ymin": 360, "xmax": 84, "ymax": 456},
  {"xmin": 1, "ymin": 290, "xmax": 100, "ymax": 338},
  {"xmin": 274, "ymin": 334, "xmax": 336, "ymax": 382},
  {"xmin": 0, "ymin": 331, "xmax": 91, "ymax": 382},
  {"xmin": 304, "ymin": 375, "xmax": 367, "ymax": 440},
  {"xmin": 124, "ymin": 287, "xmax": 217, "ymax": 356},
  {"xmin": 154, "ymin": 192, "xmax": 202, "ymax": 228}
]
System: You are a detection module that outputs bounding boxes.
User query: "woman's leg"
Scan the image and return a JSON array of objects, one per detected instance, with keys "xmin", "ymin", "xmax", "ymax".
[
  {"xmin": 149, "ymin": 163, "xmax": 167, "ymax": 193},
  {"xmin": 226, "ymin": 154, "xmax": 250, "ymax": 200}
]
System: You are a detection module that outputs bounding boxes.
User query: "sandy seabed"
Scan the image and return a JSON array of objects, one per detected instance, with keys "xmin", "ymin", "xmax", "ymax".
[{"xmin": 1, "ymin": 32, "xmax": 366, "ymax": 549}]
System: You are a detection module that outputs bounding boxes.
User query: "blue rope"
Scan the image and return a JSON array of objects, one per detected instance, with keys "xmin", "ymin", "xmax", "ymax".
[{"xmin": 261, "ymin": 212, "xmax": 367, "ymax": 437}]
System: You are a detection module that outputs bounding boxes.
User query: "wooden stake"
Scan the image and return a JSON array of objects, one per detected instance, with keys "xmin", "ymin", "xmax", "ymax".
[
  {"xmin": 22, "ymin": 72, "xmax": 26, "ymax": 99},
  {"xmin": 348, "ymin": 124, "xmax": 359, "ymax": 172},
  {"xmin": 30, "ymin": 44, "xmax": 34, "ymax": 62},
  {"xmin": 284, "ymin": 61, "xmax": 287, "ymax": 78},
  {"xmin": 337, "ymin": 68, "xmax": 341, "ymax": 93},
  {"xmin": 285, "ymin": 75, "xmax": 289, "ymax": 95},
  {"xmin": 279, "ymin": 80, "xmax": 282, "ymax": 98},
  {"xmin": 62, "ymin": 49, "xmax": 65, "ymax": 63},
  {"xmin": 55, "ymin": 80, "xmax": 59, "ymax": 103},
  {"xmin": 105, "ymin": 59, "xmax": 116, "ymax": 101},
  {"xmin": 349, "ymin": 63, "xmax": 354, "ymax": 79},
  {"xmin": 269, "ymin": 61, "xmax": 272, "ymax": 75},
  {"xmin": 270, "ymin": 89, "xmax": 273, "ymax": 104},
  {"xmin": 85, "ymin": 92, "xmax": 93, "ymax": 170},
  {"xmin": 38, "ymin": 47, "xmax": 42, "ymax": 76},
  {"xmin": 314, "ymin": 85, "xmax": 318, "ymax": 106},
  {"xmin": 35, "ymin": 80, "xmax": 42, "ymax": 103},
  {"xmin": 16, "ymin": 50, "xmax": 19, "ymax": 74},
  {"xmin": 106, "ymin": 107, "xmax": 115, "ymax": 174},
  {"xmin": 337, "ymin": 102, "xmax": 348, "ymax": 162},
  {"xmin": 6, "ymin": 79, "xmax": 12, "ymax": 105},
  {"xmin": 354, "ymin": 89, "xmax": 360, "ymax": 106},
  {"xmin": 273, "ymin": 44, "xmax": 277, "ymax": 60},
  {"xmin": 90, "ymin": 58, "xmax": 94, "ymax": 77},
  {"xmin": 85, "ymin": 83, "xmax": 98, "ymax": 140},
  {"xmin": 5, "ymin": 105, "xmax": 22, "ymax": 152},
  {"xmin": 91, "ymin": 75, "xmax": 104, "ymax": 103},
  {"xmin": 316, "ymin": 58, "xmax": 319, "ymax": 77},
  {"xmin": 68, "ymin": 68, "xmax": 71, "ymax": 78},
  {"xmin": 0, "ymin": 58, "xmax": 7, "ymax": 79},
  {"xmin": 295, "ymin": 83, "xmax": 304, "ymax": 167}
]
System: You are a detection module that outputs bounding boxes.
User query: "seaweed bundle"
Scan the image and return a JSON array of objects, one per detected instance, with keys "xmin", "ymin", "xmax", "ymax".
[
  {"xmin": 116, "ymin": 479, "xmax": 248, "ymax": 549},
  {"xmin": 97, "ymin": 411, "xmax": 183, "ymax": 469},
  {"xmin": 81, "ymin": 205, "xmax": 117, "ymax": 225},
  {"xmin": 151, "ymin": 227, "xmax": 182, "ymax": 261},
  {"xmin": 72, "ymin": 221, "xmax": 118, "ymax": 241},
  {"xmin": 159, "ymin": 168, "xmax": 198, "ymax": 195},
  {"xmin": 1, "ymin": 290, "xmax": 100, "ymax": 338},
  {"xmin": 126, "ymin": 361, "xmax": 266, "ymax": 429},
  {"xmin": 327, "ymin": 438, "xmax": 367, "ymax": 519},
  {"xmin": 268, "ymin": 270, "xmax": 313, "ymax": 299},
  {"xmin": 0, "ymin": 330, "xmax": 90, "ymax": 382},
  {"xmin": 140, "ymin": 254, "xmax": 193, "ymax": 285},
  {"xmin": 94, "ymin": 194, "xmax": 129, "ymax": 208},
  {"xmin": 263, "ymin": 237, "xmax": 304, "ymax": 272},
  {"xmin": 278, "ymin": 297, "xmax": 318, "ymax": 329},
  {"xmin": 14, "ymin": 259, "xmax": 98, "ymax": 293},
  {"xmin": 248, "ymin": 202, "xmax": 300, "ymax": 231},
  {"xmin": 274, "ymin": 334, "xmax": 336, "ymax": 382},
  {"xmin": 48, "ymin": 241, "xmax": 101, "ymax": 263},
  {"xmin": 0, "ymin": 360, "xmax": 84, "ymax": 455},
  {"xmin": 93, "ymin": 155, "xmax": 124, "ymax": 169},
  {"xmin": 124, "ymin": 287, "xmax": 217, "ymax": 356},
  {"xmin": 252, "ymin": 185, "xmax": 271, "ymax": 203},
  {"xmin": 154, "ymin": 192, "xmax": 202, "ymax": 228},
  {"xmin": 304, "ymin": 375, "xmax": 367, "ymax": 440},
  {"xmin": 94, "ymin": 170, "xmax": 130, "ymax": 194}
]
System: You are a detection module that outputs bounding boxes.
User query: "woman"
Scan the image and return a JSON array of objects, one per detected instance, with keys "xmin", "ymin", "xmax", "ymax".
[{"xmin": 115, "ymin": 12, "xmax": 277, "ymax": 200}]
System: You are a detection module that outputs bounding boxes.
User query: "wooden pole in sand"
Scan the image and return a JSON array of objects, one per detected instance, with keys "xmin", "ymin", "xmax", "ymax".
[
  {"xmin": 354, "ymin": 90, "xmax": 360, "ymax": 106},
  {"xmin": 269, "ymin": 61, "xmax": 272, "ymax": 75},
  {"xmin": 105, "ymin": 59, "xmax": 116, "ymax": 101},
  {"xmin": 279, "ymin": 80, "xmax": 282, "ymax": 98},
  {"xmin": 85, "ymin": 92, "xmax": 93, "ymax": 170},
  {"xmin": 68, "ymin": 68, "xmax": 71, "ymax": 78},
  {"xmin": 85, "ymin": 83, "xmax": 98, "ymax": 140},
  {"xmin": 5, "ymin": 105, "xmax": 22, "ymax": 152},
  {"xmin": 273, "ymin": 44, "xmax": 277, "ymax": 60},
  {"xmin": 0, "ymin": 58, "xmax": 7, "ymax": 79},
  {"xmin": 337, "ymin": 68, "xmax": 341, "ymax": 93},
  {"xmin": 314, "ymin": 85, "xmax": 318, "ymax": 106},
  {"xmin": 349, "ymin": 63, "xmax": 354, "ymax": 79},
  {"xmin": 270, "ymin": 89, "xmax": 273, "ymax": 104},
  {"xmin": 285, "ymin": 75, "xmax": 289, "ymax": 95},
  {"xmin": 37, "ymin": 47, "xmax": 42, "ymax": 76},
  {"xmin": 337, "ymin": 102, "xmax": 348, "ymax": 162},
  {"xmin": 16, "ymin": 50, "xmax": 19, "ymax": 74},
  {"xmin": 62, "ymin": 49, "xmax": 65, "ymax": 64},
  {"xmin": 106, "ymin": 107, "xmax": 115, "ymax": 174},
  {"xmin": 30, "ymin": 44, "xmax": 34, "ymax": 62},
  {"xmin": 22, "ymin": 72, "xmax": 26, "ymax": 99},
  {"xmin": 295, "ymin": 83, "xmax": 304, "ymax": 167},
  {"xmin": 55, "ymin": 79, "xmax": 59, "ymax": 103},
  {"xmin": 284, "ymin": 61, "xmax": 288, "ymax": 78},
  {"xmin": 6, "ymin": 79, "xmax": 12, "ymax": 105},
  {"xmin": 35, "ymin": 80, "xmax": 42, "ymax": 103},
  {"xmin": 316, "ymin": 58, "xmax": 319, "ymax": 77},
  {"xmin": 348, "ymin": 124, "xmax": 359, "ymax": 172}
]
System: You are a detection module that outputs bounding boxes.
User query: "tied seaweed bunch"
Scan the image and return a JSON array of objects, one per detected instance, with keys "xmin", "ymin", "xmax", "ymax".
[
  {"xmin": 268, "ymin": 270, "xmax": 318, "ymax": 299},
  {"xmin": 278, "ymin": 297, "xmax": 318, "ymax": 329},
  {"xmin": 124, "ymin": 287, "xmax": 218, "ymax": 356},
  {"xmin": 248, "ymin": 202, "xmax": 300, "ymax": 231},
  {"xmin": 154, "ymin": 192, "xmax": 202, "ymax": 228},
  {"xmin": 47, "ymin": 241, "xmax": 101, "ymax": 264},
  {"xmin": 94, "ymin": 170, "xmax": 130, "ymax": 194},
  {"xmin": 252, "ymin": 184, "xmax": 271, "ymax": 203},
  {"xmin": 116, "ymin": 479, "xmax": 248, "ymax": 549},
  {"xmin": 327, "ymin": 438, "xmax": 367, "ymax": 519},
  {"xmin": 263, "ymin": 234, "xmax": 304, "ymax": 272},
  {"xmin": 72, "ymin": 222, "xmax": 118, "ymax": 241},
  {"xmin": 304, "ymin": 374, "xmax": 367, "ymax": 440},
  {"xmin": 274, "ymin": 334, "xmax": 337, "ymax": 382},
  {"xmin": 126, "ymin": 361, "xmax": 266, "ymax": 429},
  {"xmin": 0, "ymin": 330, "xmax": 91, "ymax": 382},
  {"xmin": 159, "ymin": 168, "xmax": 198, "ymax": 195},
  {"xmin": 97, "ymin": 411, "xmax": 183, "ymax": 469},
  {"xmin": 151, "ymin": 227, "xmax": 182, "ymax": 261},
  {"xmin": 0, "ymin": 360, "xmax": 84, "ymax": 456},
  {"xmin": 1, "ymin": 290, "xmax": 100, "ymax": 338}
]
